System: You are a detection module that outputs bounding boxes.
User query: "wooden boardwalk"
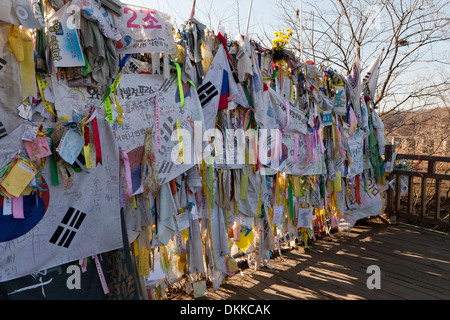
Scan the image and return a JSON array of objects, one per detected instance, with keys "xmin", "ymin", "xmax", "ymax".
[{"xmin": 177, "ymin": 219, "xmax": 450, "ymax": 300}]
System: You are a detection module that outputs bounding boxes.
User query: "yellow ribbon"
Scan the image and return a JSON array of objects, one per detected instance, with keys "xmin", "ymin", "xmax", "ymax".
[
  {"xmin": 176, "ymin": 119, "xmax": 184, "ymax": 163},
  {"xmin": 255, "ymin": 175, "xmax": 262, "ymax": 217},
  {"xmin": 104, "ymin": 92, "xmax": 113, "ymax": 123},
  {"xmin": 174, "ymin": 62, "xmax": 184, "ymax": 107},
  {"xmin": 36, "ymin": 73, "xmax": 58, "ymax": 118},
  {"xmin": 111, "ymin": 73, "xmax": 124, "ymax": 125}
]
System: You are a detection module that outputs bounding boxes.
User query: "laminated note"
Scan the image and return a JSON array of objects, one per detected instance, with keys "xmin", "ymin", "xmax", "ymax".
[
  {"xmin": 272, "ymin": 206, "xmax": 283, "ymax": 225},
  {"xmin": 189, "ymin": 203, "xmax": 199, "ymax": 220},
  {"xmin": 175, "ymin": 210, "xmax": 190, "ymax": 231},
  {"xmin": 147, "ymin": 250, "xmax": 166, "ymax": 281},
  {"xmin": 0, "ymin": 158, "xmax": 37, "ymax": 198},
  {"xmin": 21, "ymin": 125, "xmax": 39, "ymax": 142},
  {"xmin": 333, "ymin": 171, "xmax": 342, "ymax": 192},
  {"xmin": 138, "ymin": 246, "xmax": 150, "ymax": 276},
  {"xmin": 297, "ymin": 207, "xmax": 313, "ymax": 229},
  {"xmin": 24, "ymin": 136, "xmax": 52, "ymax": 162},
  {"xmin": 322, "ymin": 111, "xmax": 333, "ymax": 126},
  {"xmin": 3, "ymin": 197, "xmax": 12, "ymax": 215},
  {"xmin": 193, "ymin": 280, "xmax": 207, "ymax": 298},
  {"xmin": 57, "ymin": 129, "xmax": 85, "ymax": 165},
  {"xmin": 18, "ymin": 104, "xmax": 33, "ymax": 121}
]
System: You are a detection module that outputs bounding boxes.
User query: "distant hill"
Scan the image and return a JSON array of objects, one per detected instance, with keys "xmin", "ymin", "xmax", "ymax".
[{"xmin": 380, "ymin": 107, "xmax": 450, "ymax": 156}]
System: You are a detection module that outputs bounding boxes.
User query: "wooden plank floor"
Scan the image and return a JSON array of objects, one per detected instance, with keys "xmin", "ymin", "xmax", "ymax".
[{"xmin": 175, "ymin": 219, "xmax": 450, "ymax": 300}]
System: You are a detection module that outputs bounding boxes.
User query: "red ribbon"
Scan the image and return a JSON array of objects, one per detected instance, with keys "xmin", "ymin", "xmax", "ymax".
[
  {"xmin": 216, "ymin": 32, "xmax": 231, "ymax": 61},
  {"xmin": 92, "ymin": 117, "xmax": 102, "ymax": 165},
  {"xmin": 355, "ymin": 175, "xmax": 362, "ymax": 204},
  {"xmin": 83, "ymin": 125, "xmax": 90, "ymax": 146}
]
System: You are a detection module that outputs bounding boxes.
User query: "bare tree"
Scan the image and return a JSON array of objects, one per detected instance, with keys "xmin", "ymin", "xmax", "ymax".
[{"xmin": 275, "ymin": 0, "xmax": 450, "ymax": 119}]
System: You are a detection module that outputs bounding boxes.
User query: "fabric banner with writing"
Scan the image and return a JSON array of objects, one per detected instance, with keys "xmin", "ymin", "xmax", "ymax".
[
  {"xmin": 114, "ymin": 4, "xmax": 177, "ymax": 55},
  {"xmin": 0, "ymin": 212, "xmax": 140, "ymax": 300},
  {"xmin": 339, "ymin": 177, "xmax": 384, "ymax": 231},
  {"xmin": 0, "ymin": 22, "xmax": 26, "ymax": 140},
  {"xmin": 113, "ymin": 73, "xmax": 204, "ymax": 187},
  {"xmin": 258, "ymin": 88, "xmax": 323, "ymax": 176},
  {"xmin": 0, "ymin": 119, "xmax": 122, "ymax": 283},
  {"xmin": 47, "ymin": 3, "xmax": 85, "ymax": 68},
  {"xmin": 344, "ymin": 128, "xmax": 367, "ymax": 179}
]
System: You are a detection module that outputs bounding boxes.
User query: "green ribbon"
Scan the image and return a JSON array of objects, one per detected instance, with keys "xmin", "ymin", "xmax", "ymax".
[
  {"xmin": 48, "ymin": 132, "xmax": 59, "ymax": 186},
  {"xmin": 288, "ymin": 178, "xmax": 294, "ymax": 220},
  {"xmin": 174, "ymin": 62, "xmax": 184, "ymax": 107},
  {"xmin": 102, "ymin": 87, "xmax": 113, "ymax": 123},
  {"xmin": 259, "ymin": 204, "xmax": 265, "ymax": 219},
  {"xmin": 209, "ymin": 156, "xmax": 214, "ymax": 209},
  {"xmin": 244, "ymin": 86, "xmax": 253, "ymax": 108}
]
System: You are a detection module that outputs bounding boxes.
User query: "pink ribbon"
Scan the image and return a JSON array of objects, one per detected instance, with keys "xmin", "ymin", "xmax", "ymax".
[
  {"xmin": 79, "ymin": 257, "xmax": 88, "ymax": 273},
  {"xmin": 349, "ymin": 107, "xmax": 358, "ymax": 136},
  {"xmin": 121, "ymin": 149, "xmax": 133, "ymax": 200},
  {"xmin": 154, "ymin": 96, "xmax": 161, "ymax": 152},
  {"xmin": 312, "ymin": 131, "xmax": 319, "ymax": 162},
  {"xmin": 244, "ymin": 109, "xmax": 252, "ymax": 129},
  {"xmin": 293, "ymin": 133, "xmax": 299, "ymax": 164},
  {"xmin": 278, "ymin": 130, "xmax": 282, "ymax": 160},
  {"xmin": 305, "ymin": 134, "xmax": 311, "ymax": 164},
  {"xmin": 318, "ymin": 129, "xmax": 325, "ymax": 154},
  {"xmin": 93, "ymin": 255, "xmax": 109, "ymax": 295},
  {"xmin": 283, "ymin": 100, "xmax": 290, "ymax": 132},
  {"xmin": 12, "ymin": 195, "xmax": 24, "ymax": 219}
]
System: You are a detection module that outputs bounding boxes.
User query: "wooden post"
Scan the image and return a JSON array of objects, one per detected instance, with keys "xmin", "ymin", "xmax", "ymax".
[
  {"xmin": 421, "ymin": 177, "xmax": 427, "ymax": 217},
  {"xmin": 407, "ymin": 176, "xmax": 414, "ymax": 215},
  {"xmin": 420, "ymin": 160, "xmax": 435, "ymax": 217},
  {"xmin": 395, "ymin": 173, "xmax": 401, "ymax": 213},
  {"xmin": 385, "ymin": 144, "xmax": 394, "ymax": 217},
  {"xmin": 435, "ymin": 179, "xmax": 441, "ymax": 220}
]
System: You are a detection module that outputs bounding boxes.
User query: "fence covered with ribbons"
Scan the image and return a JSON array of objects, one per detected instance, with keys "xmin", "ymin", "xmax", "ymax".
[{"xmin": 0, "ymin": 0, "xmax": 387, "ymax": 299}]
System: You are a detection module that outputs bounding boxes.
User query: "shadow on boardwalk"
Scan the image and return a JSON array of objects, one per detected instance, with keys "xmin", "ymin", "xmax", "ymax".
[{"xmin": 173, "ymin": 219, "xmax": 450, "ymax": 300}]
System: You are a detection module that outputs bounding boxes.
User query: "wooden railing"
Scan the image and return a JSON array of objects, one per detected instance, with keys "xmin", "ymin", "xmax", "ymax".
[{"xmin": 385, "ymin": 145, "xmax": 450, "ymax": 229}]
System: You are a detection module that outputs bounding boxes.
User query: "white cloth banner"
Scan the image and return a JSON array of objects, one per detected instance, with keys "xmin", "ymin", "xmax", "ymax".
[
  {"xmin": 0, "ymin": 0, "xmax": 21, "ymax": 25},
  {"xmin": 13, "ymin": 0, "xmax": 45, "ymax": 29},
  {"xmin": 347, "ymin": 55, "xmax": 362, "ymax": 126},
  {"xmin": 114, "ymin": 3, "xmax": 177, "ymax": 55},
  {"xmin": 0, "ymin": 120, "xmax": 122, "ymax": 282},
  {"xmin": 345, "ymin": 128, "xmax": 366, "ymax": 179},
  {"xmin": 113, "ymin": 74, "xmax": 204, "ymax": 186},
  {"xmin": 340, "ymin": 177, "xmax": 384, "ymax": 231},
  {"xmin": 363, "ymin": 55, "xmax": 381, "ymax": 101},
  {"xmin": 0, "ymin": 22, "xmax": 25, "ymax": 140},
  {"xmin": 257, "ymin": 88, "xmax": 322, "ymax": 176}
]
